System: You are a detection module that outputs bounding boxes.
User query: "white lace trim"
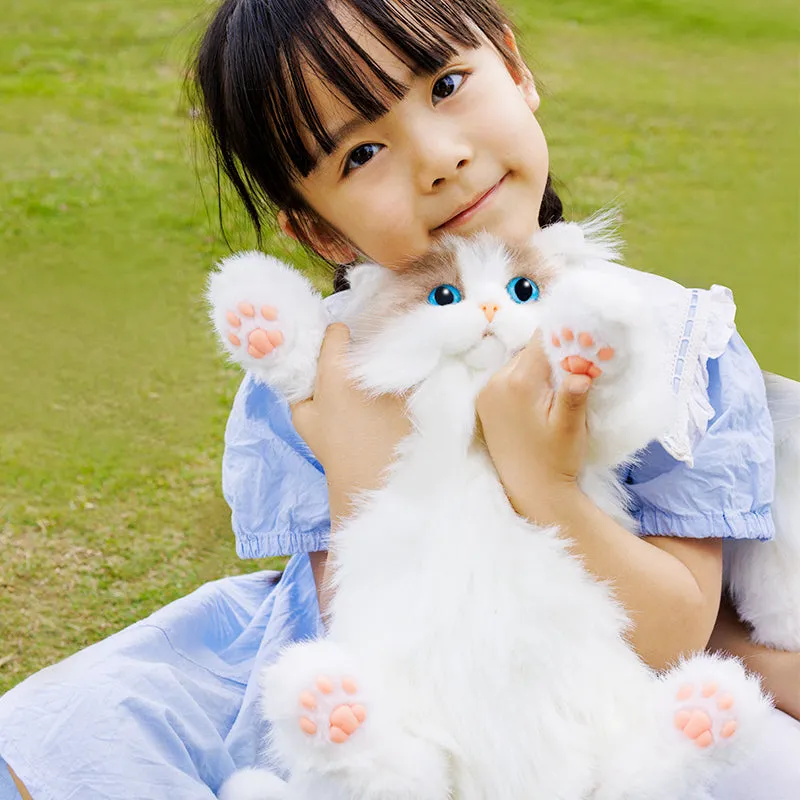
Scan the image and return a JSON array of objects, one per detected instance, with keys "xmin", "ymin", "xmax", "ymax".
[{"xmin": 660, "ymin": 284, "xmax": 736, "ymax": 466}]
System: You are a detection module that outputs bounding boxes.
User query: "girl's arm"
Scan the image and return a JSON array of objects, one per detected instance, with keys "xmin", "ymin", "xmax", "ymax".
[
  {"xmin": 708, "ymin": 597, "xmax": 800, "ymax": 720},
  {"xmin": 293, "ymin": 324, "xmax": 410, "ymax": 618},
  {"xmin": 476, "ymin": 337, "xmax": 724, "ymax": 670}
]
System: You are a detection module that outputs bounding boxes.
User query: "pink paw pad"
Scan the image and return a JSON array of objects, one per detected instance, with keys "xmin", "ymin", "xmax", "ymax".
[
  {"xmin": 225, "ymin": 301, "xmax": 284, "ymax": 359},
  {"xmin": 673, "ymin": 682, "xmax": 739, "ymax": 749},
  {"xmin": 297, "ymin": 675, "xmax": 367, "ymax": 744},
  {"xmin": 551, "ymin": 327, "xmax": 615, "ymax": 381}
]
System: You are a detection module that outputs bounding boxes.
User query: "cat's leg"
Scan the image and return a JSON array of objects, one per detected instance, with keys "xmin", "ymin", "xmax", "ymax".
[
  {"xmin": 541, "ymin": 266, "xmax": 676, "ymax": 463},
  {"xmin": 594, "ymin": 653, "xmax": 771, "ymax": 800},
  {"xmin": 725, "ymin": 373, "xmax": 800, "ymax": 650},
  {"xmin": 206, "ymin": 252, "xmax": 328, "ymax": 404},
  {"xmin": 261, "ymin": 639, "xmax": 451, "ymax": 800},
  {"xmin": 726, "ymin": 537, "xmax": 800, "ymax": 652}
]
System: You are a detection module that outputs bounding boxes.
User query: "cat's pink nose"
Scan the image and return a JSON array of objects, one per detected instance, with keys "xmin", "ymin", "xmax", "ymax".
[{"xmin": 480, "ymin": 303, "xmax": 499, "ymax": 322}]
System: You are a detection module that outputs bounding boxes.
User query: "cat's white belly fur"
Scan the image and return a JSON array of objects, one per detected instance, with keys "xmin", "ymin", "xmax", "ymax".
[{"xmin": 328, "ymin": 443, "xmax": 651, "ymax": 797}]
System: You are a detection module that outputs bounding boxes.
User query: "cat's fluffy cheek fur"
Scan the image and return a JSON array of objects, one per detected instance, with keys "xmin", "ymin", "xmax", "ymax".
[
  {"xmin": 349, "ymin": 306, "xmax": 488, "ymax": 394},
  {"xmin": 347, "ymin": 311, "xmax": 444, "ymax": 395}
]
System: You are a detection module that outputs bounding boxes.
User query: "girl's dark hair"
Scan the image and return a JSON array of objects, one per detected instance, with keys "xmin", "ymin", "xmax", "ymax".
[{"xmin": 194, "ymin": 0, "xmax": 563, "ymax": 287}]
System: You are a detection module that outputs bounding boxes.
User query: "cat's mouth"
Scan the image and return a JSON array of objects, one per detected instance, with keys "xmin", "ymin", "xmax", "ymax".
[{"xmin": 464, "ymin": 332, "xmax": 506, "ymax": 371}]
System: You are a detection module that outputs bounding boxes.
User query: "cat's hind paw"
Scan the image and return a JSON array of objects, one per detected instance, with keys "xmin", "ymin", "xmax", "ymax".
[
  {"xmin": 206, "ymin": 251, "xmax": 327, "ymax": 403},
  {"xmin": 673, "ymin": 681, "xmax": 740, "ymax": 749},
  {"xmin": 661, "ymin": 653, "xmax": 771, "ymax": 763},
  {"xmin": 261, "ymin": 639, "xmax": 377, "ymax": 771},
  {"xmin": 297, "ymin": 675, "xmax": 368, "ymax": 745}
]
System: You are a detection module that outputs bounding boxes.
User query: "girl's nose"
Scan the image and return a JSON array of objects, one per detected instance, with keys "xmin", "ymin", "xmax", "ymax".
[
  {"xmin": 409, "ymin": 116, "xmax": 473, "ymax": 192},
  {"xmin": 480, "ymin": 303, "xmax": 499, "ymax": 322}
]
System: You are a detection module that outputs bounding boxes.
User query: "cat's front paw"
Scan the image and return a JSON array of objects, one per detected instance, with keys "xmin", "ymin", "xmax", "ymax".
[
  {"xmin": 549, "ymin": 328, "xmax": 616, "ymax": 381},
  {"xmin": 542, "ymin": 267, "xmax": 675, "ymax": 462},
  {"xmin": 541, "ymin": 268, "xmax": 643, "ymax": 392},
  {"xmin": 206, "ymin": 251, "xmax": 328, "ymax": 403}
]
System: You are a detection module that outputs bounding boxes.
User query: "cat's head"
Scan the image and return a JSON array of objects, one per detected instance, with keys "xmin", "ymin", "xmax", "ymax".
[{"xmin": 344, "ymin": 232, "xmax": 558, "ymax": 394}]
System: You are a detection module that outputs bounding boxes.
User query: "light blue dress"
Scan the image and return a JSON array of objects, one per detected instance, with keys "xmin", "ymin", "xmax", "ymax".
[{"xmin": 0, "ymin": 278, "xmax": 792, "ymax": 798}]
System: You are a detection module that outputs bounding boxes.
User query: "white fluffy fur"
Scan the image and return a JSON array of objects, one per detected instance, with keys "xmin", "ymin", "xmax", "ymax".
[
  {"xmin": 725, "ymin": 372, "xmax": 800, "ymax": 650},
  {"xmin": 210, "ymin": 220, "xmax": 776, "ymax": 799}
]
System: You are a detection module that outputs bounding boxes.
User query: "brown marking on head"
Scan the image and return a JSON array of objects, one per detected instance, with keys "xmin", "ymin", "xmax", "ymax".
[
  {"xmin": 359, "ymin": 240, "xmax": 463, "ymax": 323},
  {"xmin": 504, "ymin": 240, "xmax": 559, "ymax": 298}
]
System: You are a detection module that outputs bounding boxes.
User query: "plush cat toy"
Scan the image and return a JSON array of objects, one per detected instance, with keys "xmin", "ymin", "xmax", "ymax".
[{"xmin": 208, "ymin": 218, "xmax": 782, "ymax": 800}]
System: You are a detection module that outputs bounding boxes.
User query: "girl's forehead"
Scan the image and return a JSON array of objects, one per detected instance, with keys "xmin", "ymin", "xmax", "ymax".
[{"xmin": 300, "ymin": 7, "xmax": 414, "ymax": 142}]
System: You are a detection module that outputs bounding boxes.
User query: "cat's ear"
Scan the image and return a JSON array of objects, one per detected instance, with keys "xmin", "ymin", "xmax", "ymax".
[
  {"xmin": 532, "ymin": 211, "xmax": 622, "ymax": 270},
  {"xmin": 278, "ymin": 211, "xmax": 359, "ymax": 265}
]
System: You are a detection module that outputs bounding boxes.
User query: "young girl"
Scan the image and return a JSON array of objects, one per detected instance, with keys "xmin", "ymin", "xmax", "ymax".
[{"xmin": 2, "ymin": 0, "xmax": 798, "ymax": 798}]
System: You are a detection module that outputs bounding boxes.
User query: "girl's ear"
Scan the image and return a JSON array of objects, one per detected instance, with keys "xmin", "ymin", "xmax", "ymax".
[
  {"xmin": 277, "ymin": 210, "xmax": 359, "ymax": 265},
  {"xmin": 502, "ymin": 27, "xmax": 540, "ymax": 113}
]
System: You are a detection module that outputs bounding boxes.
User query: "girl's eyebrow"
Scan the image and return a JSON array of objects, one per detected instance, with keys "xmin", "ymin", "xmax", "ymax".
[
  {"xmin": 329, "ymin": 117, "xmax": 369, "ymax": 151},
  {"xmin": 310, "ymin": 114, "xmax": 376, "ymax": 164}
]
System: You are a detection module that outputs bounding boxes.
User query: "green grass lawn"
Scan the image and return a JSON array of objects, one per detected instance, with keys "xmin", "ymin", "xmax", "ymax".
[{"xmin": 1, "ymin": 0, "xmax": 798, "ymax": 694}]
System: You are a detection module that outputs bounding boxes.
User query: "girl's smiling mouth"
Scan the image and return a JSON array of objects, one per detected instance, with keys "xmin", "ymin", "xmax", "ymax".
[{"xmin": 434, "ymin": 173, "xmax": 509, "ymax": 231}]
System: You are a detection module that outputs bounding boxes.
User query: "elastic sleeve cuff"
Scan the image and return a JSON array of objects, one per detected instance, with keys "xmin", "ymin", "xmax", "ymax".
[
  {"xmin": 233, "ymin": 523, "xmax": 331, "ymax": 559},
  {"xmin": 633, "ymin": 504, "xmax": 774, "ymax": 541}
]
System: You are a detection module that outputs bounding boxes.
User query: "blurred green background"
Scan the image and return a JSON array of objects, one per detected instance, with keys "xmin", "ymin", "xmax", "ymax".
[{"xmin": 1, "ymin": 0, "xmax": 798, "ymax": 693}]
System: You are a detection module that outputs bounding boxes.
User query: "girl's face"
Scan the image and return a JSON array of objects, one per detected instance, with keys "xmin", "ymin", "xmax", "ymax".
[{"xmin": 286, "ymin": 21, "xmax": 549, "ymax": 271}]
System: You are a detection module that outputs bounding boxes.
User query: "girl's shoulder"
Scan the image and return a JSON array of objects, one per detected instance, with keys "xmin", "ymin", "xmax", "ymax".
[{"xmin": 615, "ymin": 268, "xmax": 776, "ymax": 541}]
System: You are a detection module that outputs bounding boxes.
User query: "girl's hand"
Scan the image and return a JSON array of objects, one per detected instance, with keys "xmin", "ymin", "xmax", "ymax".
[
  {"xmin": 476, "ymin": 333, "xmax": 592, "ymax": 522},
  {"xmin": 291, "ymin": 324, "xmax": 410, "ymax": 520}
]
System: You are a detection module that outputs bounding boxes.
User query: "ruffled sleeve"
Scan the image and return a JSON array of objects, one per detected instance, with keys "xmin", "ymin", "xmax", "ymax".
[
  {"xmin": 222, "ymin": 373, "xmax": 331, "ymax": 558},
  {"xmin": 625, "ymin": 330, "xmax": 775, "ymax": 540}
]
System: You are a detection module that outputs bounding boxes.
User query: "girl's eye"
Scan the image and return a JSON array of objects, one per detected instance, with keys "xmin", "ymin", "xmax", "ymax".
[
  {"xmin": 432, "ymin": 71, "xmax": 466, "ymax": 104},
  {"xmin": 506, "ymin": 277, "xmax": 540, "ymax": 304},
  {"xmin": 428, "ymin": 284, "xmax": 462, "ymax": 306},
  {"xmin": 344, "ymin": 143, "xmax": 382, "ymax": 174}
]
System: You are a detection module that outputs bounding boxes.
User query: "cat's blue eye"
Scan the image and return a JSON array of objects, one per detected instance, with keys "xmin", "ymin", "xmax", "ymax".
[
  {"xmin": 428, "ymin": 284, "xmax": 462, "ymax": 306},
  {"xmin": 506, "ymin": 277, "xmax": 539, "ymax": 304}
]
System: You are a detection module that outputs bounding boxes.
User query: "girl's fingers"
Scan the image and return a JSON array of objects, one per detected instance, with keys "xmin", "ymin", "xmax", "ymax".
[
  {"xmin": 315, "ymin": 323, "xmax": 351, "ymax": 383},
  {"xmin": 550, "ymin": 373, "xmax": 591, "ymax": 439},
  {"xmin": 510, "ymin": 332, "xmax": 553, "ymax": 398},
  {"xmin": 518, "ymin": 331, "xmax": 591, "ymax": 437}
]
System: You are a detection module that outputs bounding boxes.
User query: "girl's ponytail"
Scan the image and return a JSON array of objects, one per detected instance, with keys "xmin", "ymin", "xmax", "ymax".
[{"xmin": 538, "ymin": 174, "xmax": 564, "ymax": 229}]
